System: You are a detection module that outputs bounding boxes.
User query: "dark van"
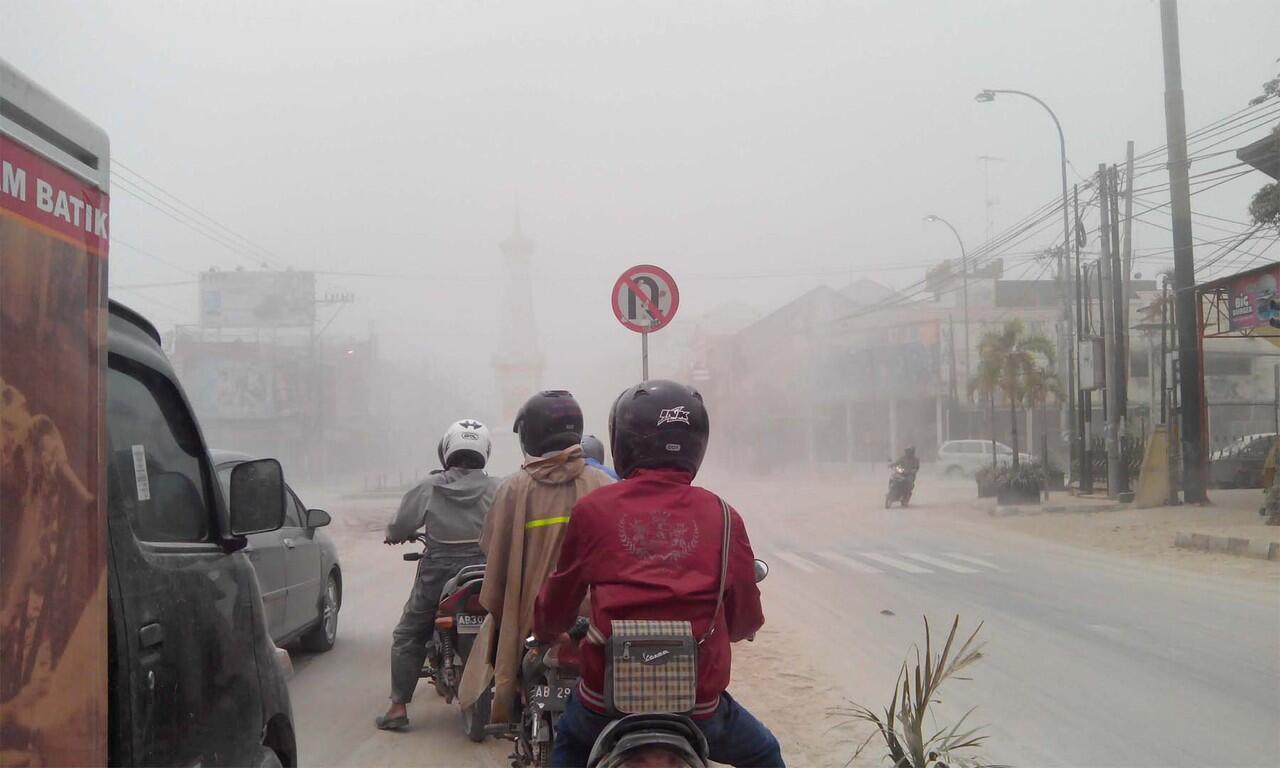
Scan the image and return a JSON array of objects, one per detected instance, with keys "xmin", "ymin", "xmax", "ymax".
[{"xmin": 106, "ymin": 303, "xmax": 297, "ymax": 767}]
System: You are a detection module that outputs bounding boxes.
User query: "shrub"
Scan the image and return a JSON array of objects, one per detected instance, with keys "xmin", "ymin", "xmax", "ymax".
[{"xmin": 832, "ymin": 616, "xmax": 1002, "ymax": 768}]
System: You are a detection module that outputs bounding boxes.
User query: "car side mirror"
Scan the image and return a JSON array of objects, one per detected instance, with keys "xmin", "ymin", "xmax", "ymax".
[
  {"xmin": 306, "ymin": 508, "xmax": 332, "ymax": 528},
  {"xmin": 229, "ymin": 458, "xmax": 286, "ymax": 536},
  {"xmin": 753, "ymin": 559, "xmax": 769, "ymax": 583}
]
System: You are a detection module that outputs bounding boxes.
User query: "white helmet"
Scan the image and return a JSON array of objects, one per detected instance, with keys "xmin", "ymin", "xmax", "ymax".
[{"xmin": 438, "ymin": 419, "xmax": 492, "ymax": 469}]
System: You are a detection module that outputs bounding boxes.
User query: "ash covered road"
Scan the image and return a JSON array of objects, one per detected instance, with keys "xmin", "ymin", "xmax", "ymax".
[{"xmin": 288, "ymin": 473, "xmax": 1280, "ymax": 767}]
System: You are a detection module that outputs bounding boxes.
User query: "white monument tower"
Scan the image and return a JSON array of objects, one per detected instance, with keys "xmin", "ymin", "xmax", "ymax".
[{"xmin": 493, "ymin": 210, "xmax": 544, "ymax": 425}]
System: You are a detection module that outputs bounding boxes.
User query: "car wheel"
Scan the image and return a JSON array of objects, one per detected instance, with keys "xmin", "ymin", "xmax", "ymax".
[
  {"xmin": 301, "ymin": 572, "xmax": 339, "ymax": 652},
  {"xmin": 944, "ymin": 465, "xmax": 964, "ymax": 478}
]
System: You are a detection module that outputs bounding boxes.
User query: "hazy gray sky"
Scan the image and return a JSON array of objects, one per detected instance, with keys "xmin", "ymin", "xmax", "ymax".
[{"xmin": 4, "ymin": 0, "xmax": 1276, "ymax": 422}]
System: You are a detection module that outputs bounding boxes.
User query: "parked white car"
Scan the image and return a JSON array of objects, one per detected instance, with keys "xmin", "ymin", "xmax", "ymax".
[{"xmin": 938, "ymin": 439, "xmax": 1033, "ymax": 477}]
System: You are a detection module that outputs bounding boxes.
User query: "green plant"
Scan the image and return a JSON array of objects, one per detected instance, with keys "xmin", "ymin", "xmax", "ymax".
[
  {"xmin": 996, "ymin": 463, "xmax": 1045, "ymax": 495},
  {"xmin": 970, "ymin": 321, "xmax": 1055, "ymax": 469},
  {"xmin": 833, "ymin": 617, "xmax": 1000, "ymax": 768},
  {"xmin": 974, "ymin": 465, "xmax": 996, "ymax": 486}
]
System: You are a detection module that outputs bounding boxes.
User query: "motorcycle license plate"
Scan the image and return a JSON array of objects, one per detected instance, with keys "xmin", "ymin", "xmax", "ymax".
[
  {"xmin": 530, "ymin": 679, "xmax": 576, "ymax": 712},
  {"xmin": 457, "ymin": 614, "xmax": 485, "ymax": 634}
]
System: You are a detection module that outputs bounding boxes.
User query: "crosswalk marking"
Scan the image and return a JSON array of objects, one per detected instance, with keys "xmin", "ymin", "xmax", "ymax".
[
  {"xmin": 775, "ymin": 551, "xmax": 822, "ymax": 573},
  {"xmin": 902, "ymin": 552, "xmax": 978, "ymax": 573},
  {"xmin": 943, "ymin": 552, "xmax": 1003, "ymax": 571},
  {"xmin": 856, "ymin": 552, "xmax": 932, "ymax": 574},
  {"xmin": 816, "ymin": 550, "xmax": 882, "ymax": 574}
]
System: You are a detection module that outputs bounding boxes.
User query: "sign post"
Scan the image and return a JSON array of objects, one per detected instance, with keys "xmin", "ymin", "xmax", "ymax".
[{"xmin": 612, "ymin": 264, "xmax": 680, "ymax": 381}]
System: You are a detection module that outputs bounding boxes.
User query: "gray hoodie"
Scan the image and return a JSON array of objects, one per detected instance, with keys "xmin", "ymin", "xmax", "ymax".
[{"xmin": 385, "ymin": 468, "xmax": 502, "ymax": 546}]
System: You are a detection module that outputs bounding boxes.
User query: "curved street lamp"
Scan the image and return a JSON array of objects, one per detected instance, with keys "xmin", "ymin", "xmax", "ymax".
[
  {"xmin": 924, "ymin": 214, "xmax": 970, "ymax": 396},
  {"xmin": 976, "ymin": 87, "xmax": 1078, "ymax": 483}
]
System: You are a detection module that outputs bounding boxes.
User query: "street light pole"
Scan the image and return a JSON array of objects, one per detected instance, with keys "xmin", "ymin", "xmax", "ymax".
[
  {"xmin": 925, "ymin": 215, "xmax": 970, "ymax": 397},
  {"xmin": 976, "ymin": 88, "xmax": 1078, "ymax": 485}
]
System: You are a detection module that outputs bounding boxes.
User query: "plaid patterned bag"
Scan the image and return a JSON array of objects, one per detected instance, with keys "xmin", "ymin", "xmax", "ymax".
[{"xmin": 603, "ymin": 499, "xmax": 732, "ymax": 715}]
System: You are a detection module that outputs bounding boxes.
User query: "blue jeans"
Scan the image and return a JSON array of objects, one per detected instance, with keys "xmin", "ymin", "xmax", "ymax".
[{"xmin": 551, "ymin": 691, "xmax": 784, "ymax": 767}]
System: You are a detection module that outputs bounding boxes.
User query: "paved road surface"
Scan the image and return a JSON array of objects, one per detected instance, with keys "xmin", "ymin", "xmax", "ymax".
[
  {"xmin": 732, "ymin": 473, "xmax": 1280, "ymax": 768},
  {"xmin": 288, "ymin": 475, "xmax": 1280, "ymax": 767}
]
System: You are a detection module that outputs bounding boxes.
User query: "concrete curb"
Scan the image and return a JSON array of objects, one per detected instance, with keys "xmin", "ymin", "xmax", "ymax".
[
  {"xmin": 979, "ymin": 498, "xmax": 1129, "ymax": 517},
  {"xmin": 1174, "ymin": 531, "xmax": 1280, "ymax": 561}
]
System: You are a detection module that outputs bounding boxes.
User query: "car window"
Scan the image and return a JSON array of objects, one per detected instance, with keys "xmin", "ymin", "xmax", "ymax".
[
  {"xmin": 285, "ymin": 487, "xmax": 305, "ymax": 528},
  {"xmin": 107, "ymin": 360, "xmax": 211, "ymax": 543}
]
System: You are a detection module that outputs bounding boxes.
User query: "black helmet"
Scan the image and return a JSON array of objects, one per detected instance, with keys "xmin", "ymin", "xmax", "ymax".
[
  {"xmin": 905, "ymin": 446, "xmax": 916, "ymax": 457},
  {"xmin": 513, "ymin": 390, "xmax": 584, "ymax": 457},
  {"xmin": 609, "ymin": 379, "xmax": 709, "ymax": 479},
  {"xmin": 580, "ymin": 434, "xmax": 606, "ymax": 464}
]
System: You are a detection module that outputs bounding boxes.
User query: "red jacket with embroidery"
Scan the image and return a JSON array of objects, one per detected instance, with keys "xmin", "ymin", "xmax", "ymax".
[{"xmin": 533, "ymin": 468, "xmax": 765, "ymax": 718}]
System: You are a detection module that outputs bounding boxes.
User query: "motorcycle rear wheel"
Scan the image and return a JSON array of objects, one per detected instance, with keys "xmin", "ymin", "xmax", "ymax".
[{"xmin": 461, "ymin": 687, "xmax": 492, "ymax": 743}]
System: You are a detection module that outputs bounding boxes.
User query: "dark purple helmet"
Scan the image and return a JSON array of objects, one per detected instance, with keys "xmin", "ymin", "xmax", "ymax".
[
  {"xmin": 513, "ymin": 390, "xmax": 584, "ymax": 457},
  {"xmin": 609, "ymin": 380, "xmax": 709, "ymax": 479}
]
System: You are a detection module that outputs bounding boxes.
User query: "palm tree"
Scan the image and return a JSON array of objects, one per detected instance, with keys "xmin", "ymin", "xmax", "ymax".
[
  {"xmin": 1022, "ymin": 364, "xmax": 1062, "ymax": 469},
  {"xmin": 969, "ymin": 342, "xmax": 1004, "ymax": 470},
  {"xmin": 971, "ymin": 320, "xmax": 1055, "ymax": 469}
]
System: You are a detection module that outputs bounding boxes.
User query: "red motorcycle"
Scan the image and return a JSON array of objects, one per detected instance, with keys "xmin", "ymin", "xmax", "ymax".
[
  {"xmin": 403, "ymin": 535, "xmax": 492, "ymax": 742},
  {"xmin": 512, "ymin": 618, "xmax": 591, "ymax": 767}
]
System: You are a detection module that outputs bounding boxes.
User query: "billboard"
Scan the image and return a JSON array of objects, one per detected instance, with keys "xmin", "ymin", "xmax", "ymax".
[
  {"xmin": 180, "ymin": 341, "xmax": 306, "ymax": 421},
  {"xmin": 199, "ymin": 269, "xmax": 315, "ymax": 328},
  {"xmin": 1226, "ymin": 263, "xmax": 1280, "ymax": 332}
]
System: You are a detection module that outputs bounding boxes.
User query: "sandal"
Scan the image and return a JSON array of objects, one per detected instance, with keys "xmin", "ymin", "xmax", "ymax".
[{"xmin": 374, "ymin": 714, "xmax": 409, "ymax": 731}]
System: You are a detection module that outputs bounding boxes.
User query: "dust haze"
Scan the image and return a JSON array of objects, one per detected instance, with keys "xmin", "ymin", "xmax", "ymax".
[{"xmin": 4, "ymin": 0, "xmax": 1275, "ymax": 478}]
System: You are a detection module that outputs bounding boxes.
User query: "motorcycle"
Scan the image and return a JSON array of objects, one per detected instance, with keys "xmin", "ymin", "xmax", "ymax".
[
  {"xmin": 884, "ymin": 462, "xmax": 915, "ymax": 508},
  {"xmin": 583, "ymin": 559, "xmax": 770, "ymax": 768},
  {"xmin": 511, "ymin": 617, "xmax": 591, "ymax": 767},
  {"xmin": 402, "ymin": 534, "xmax": 492, "ymax": 742}
]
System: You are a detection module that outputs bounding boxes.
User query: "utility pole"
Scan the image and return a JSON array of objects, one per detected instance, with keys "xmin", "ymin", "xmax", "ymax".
[
  {"xmin": 1160, "ymin": 278, "xmax": 1170, "ymax": 423},
  {"xmin": 949, "ymin": 314, "xmax": 958, "ymax": 404},
  {"xmin": 1075, "ymin": 188, "xmax": 1093, "ymax": 493},
  {"xmin": 1159, "ymin": 0, "xmax": 1207, "ymax": 502},
  {"xmin": 312, "ymin": 289, "xmax": 356, "ymax": 479},
  {"xmin": 1273, "ymin": 364, "xmax": 1279, "ymax": 437},
  {"xmin": 1108, "ymin": 167, "xmax": 1130, "ymax": 496},
  {"xmin": 1162, "ymin": 276, "xmax": 1175, "ymax": 503},
  {"xmin": 1121, "ymin": 141, "xmax": 1136, "ymax": 347},
  {"xmin": 1099, "ymin": 164, "xmax": 1123, "ymax": 498}
]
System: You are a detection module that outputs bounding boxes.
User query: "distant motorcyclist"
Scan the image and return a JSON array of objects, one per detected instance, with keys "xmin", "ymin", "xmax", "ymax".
[
  {"xmin": 580, "ymin": 434, "xmax": 619, "ymax": 480},
  {"xmin": 534, "ymin": 380, "xmax": 782, "ymax": 767},
  {"xmin": 893, "ymin": 446, "xmax": 920, "ymax": 477},
  {"xmin": 376, "ymin": 419, "xmax": 501, "ymax": 731},
  {"xmin": 457, "ymin": 391, "xmax": 613, "ymax": 725}
]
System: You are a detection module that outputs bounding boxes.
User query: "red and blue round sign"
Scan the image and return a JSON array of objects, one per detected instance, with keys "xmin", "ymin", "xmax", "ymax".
[{"xmin": 612, "ymin": 264, "xmax": 679, "ymax": 334}]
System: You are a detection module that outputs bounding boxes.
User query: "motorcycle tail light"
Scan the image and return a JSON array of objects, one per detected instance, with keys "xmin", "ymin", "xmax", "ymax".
[{"xmin": 435, "ymin": 616, "xmax": 454, "ymax": 630}]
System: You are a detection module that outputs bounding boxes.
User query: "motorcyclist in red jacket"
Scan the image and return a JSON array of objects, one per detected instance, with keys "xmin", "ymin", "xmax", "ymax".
[{"xmin": 534, "ymin": 380, "xmax": 783, "ymax": 767}]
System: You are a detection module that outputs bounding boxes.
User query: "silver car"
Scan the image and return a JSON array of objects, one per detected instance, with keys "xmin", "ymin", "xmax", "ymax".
[
  {"xmin": 213, "ymin": 450, "xmax": 342, "ymax": 652},
  {"xmin": 938, "ymin": 439, "xmax": 1033, "ymax": 477}
]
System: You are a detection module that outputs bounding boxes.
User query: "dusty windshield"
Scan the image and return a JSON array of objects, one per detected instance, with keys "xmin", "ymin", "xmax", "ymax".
[{"xmin": 6, "ymin": 2, "xmax": 1278, "ymax": 766}]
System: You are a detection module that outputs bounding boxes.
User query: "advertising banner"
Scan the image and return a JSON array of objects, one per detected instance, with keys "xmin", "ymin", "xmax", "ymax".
[
  {"xmin": 1226, "ymin": 263, "xmax": 1280, "ymax": 331},
  {"xmin": 1, "ymin": 131, "xmax": 108, "ymax": 765}
]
